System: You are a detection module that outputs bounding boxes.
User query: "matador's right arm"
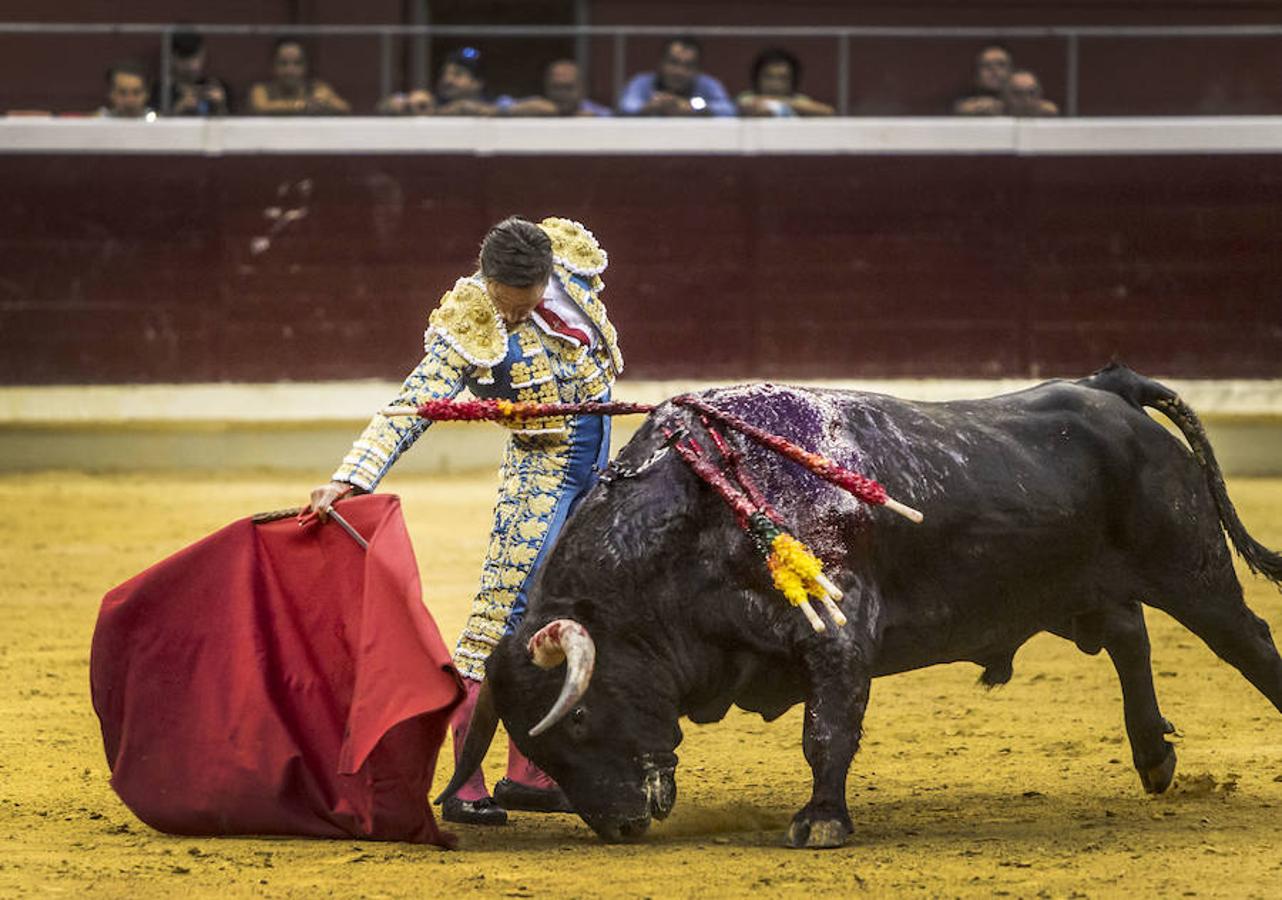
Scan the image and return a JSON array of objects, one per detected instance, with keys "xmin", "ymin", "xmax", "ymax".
[
  {"xmin": 332, "ymin": 276, "xmax": 512, "ymax": 491},
  {"xmin": 330, "ymin": 333, "xmax": 470, "ymax": 492}
]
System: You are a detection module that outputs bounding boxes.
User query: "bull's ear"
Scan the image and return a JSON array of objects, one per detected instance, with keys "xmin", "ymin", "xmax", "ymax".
[{"xmin": 433, "ymin": 679, "xmax": 498, "ymax": 804}]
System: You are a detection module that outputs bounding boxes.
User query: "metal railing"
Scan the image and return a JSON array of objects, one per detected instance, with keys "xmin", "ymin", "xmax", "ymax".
[{"xmin": 5, "ymin": 22, "xmax": 1282, "ymax": 116}]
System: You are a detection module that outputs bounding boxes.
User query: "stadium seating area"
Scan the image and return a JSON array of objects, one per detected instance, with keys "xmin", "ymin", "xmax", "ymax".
[{"xmin": 3, "ymin": 2, "xmax": 1282, "ymax": 117}]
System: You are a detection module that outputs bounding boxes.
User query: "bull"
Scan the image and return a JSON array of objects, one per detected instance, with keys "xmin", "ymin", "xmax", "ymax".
[{"xmin": 439, "ymin": 365, "xmax": 1282, "ymax": 848}]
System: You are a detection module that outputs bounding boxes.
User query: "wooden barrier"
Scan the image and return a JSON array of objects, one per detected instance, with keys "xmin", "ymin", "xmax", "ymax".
[{"xmin": 1, "ymin": 119, "xmax": 1279, "ymax": 384}]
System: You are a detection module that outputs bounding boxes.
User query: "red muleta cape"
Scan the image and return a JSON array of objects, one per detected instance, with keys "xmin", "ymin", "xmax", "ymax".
[{"xmin": 90, "ymin": 494, "xmax": 462, "ymax": 845}]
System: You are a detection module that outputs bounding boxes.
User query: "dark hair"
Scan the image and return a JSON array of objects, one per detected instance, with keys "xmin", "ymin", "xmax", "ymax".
[
  {"xmin": 751, "ymin": 47, "xmax": 801, "ymax": 94},
  {"xmin": 664, "ymin": 35, "xmax": 702, "ymax": 64},
  {"xmin": 479, "ymin": 217, "xmax": 553, "ymax": 287},
  {"xmin": 444, "ymin": 46, "xmax": 484, "ymax": 81},
  {"xmin": 105, "ymin": 60, "xmax": 150, "ymax": 87},
  {"xmin": 171, "ymin": 30, "xmax": 204, "ymax": 59}
]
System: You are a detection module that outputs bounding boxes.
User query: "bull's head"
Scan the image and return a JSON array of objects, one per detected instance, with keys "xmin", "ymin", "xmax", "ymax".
[
  {"xmin": 438, "ymin": 617, "xmax": 682, "ymax": 841},
  {"xmin": 437, "ymin": 416, "xmax": 740, "ymax": 841}
]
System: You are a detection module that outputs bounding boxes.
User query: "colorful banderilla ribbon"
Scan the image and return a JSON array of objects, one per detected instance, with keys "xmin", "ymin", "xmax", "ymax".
[
  {"xmin": 667, "ymin": 426, "xmax": 847, "ymax": 633},
  {"xmin": 381, "ymin": 395, "xmax": 925, "ymax": 632},
  {"xmin": 382, "ymin": 397, "xmax": 922, "ymax": 524}
]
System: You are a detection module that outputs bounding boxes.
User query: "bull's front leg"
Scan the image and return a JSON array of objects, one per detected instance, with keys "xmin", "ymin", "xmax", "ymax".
[{"xmin": 788, "ymin": 641, "xmax": 871, "ymax": 850}]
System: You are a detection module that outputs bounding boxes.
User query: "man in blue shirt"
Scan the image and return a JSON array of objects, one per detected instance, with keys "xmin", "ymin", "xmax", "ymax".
[{"xmin": 617, "ymin": 36, "xmax": 735, "ymax": 117}]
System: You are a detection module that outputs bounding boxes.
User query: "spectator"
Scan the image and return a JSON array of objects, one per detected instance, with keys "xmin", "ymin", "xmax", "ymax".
[
  {"xmin": 162, "ymin": 30, "xmax": 229, "ymax": 116},
  {"xmin": 736, "ymin": 47, "xmax": 834, "ymax": 117},
  {"xmin": 1003, "ymin": 69, "xmax": 1059, "ymax": 117},
  {"xmin": 617, "ymin": 35, "xmax": 735, "ymax": 117},
  {"xmin": 246, "ymin": 37, "xmax": 350, "ymax": 116},
  {"xmin": 99, "ymin": 61, "xmax": 155, "ymax": 119},
  {"xmin": 433, "ymin": 47, "xmax": 500, "ymax": 116},
  {"xmin": 377, "ymin": 88, "xmax": 435, "ymax": 116},
  {"xmin": 953, "ymin": 44, "xmax": 1012, "ymax": 116},
  {"xmin": 505, "ymin": 59, "xmax": 611, "ymax": 117}
]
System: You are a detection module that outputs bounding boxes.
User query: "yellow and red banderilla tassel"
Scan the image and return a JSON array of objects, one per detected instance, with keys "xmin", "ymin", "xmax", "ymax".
[
  {"xmin": 668, "ymin": 428, "xmax": 846, "ymax": 633},
  {"xmin": 754, "ymin": 515, "xmax": 847, "ymax": 633}
]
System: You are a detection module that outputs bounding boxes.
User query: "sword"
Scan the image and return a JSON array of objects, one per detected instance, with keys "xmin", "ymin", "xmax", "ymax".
[
  {"xmin": 288, "ymin": 503, "xmax": 370, "ymax": 551},
  {"xmin": 324, "ymin": 506, "xmax": 369, "ymax": 551}
]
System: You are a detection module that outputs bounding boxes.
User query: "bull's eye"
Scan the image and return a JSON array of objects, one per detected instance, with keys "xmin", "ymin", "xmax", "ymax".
[{"xmin": 567, "ymin": 705, "xmax": 589, "ymax": 740}]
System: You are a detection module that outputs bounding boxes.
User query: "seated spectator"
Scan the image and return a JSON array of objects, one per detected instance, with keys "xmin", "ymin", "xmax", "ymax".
[
  {"xmin": 162, "ymin": 30, "xmax": 229, "ymax": 116},
  {"xmin": 505, "ymin": 59, "xmax": 611, "ymax": 117},
  {"xmin": 378, "ymin": 48, "xmax": 509, "ymax": 117},
  {"xmin": 953, "ymin": 44, "xmax": 1012, "ymax": 116},
  {"xmin": 247, "ymin": 38, "xmax": 350, "ymax": 116},
  {"xmin": 1003, "ymin": 70, "xmax": 1059, "ymax": 117},
  {"xmin": 617, "ymin": 36, "xmax": 735, "ymax": 117},
  {"xmin": 377, "ymin": 88, "xmax": 435, "ymax": 116},
  {"xmin": 736, "ymin": 47, "xmax": 834, "ymax": 118},
  {"xmin": 99, "ymin": 61, "xmax": 155, "ymax": 119},
  {"xmin": 433, "ymin": 47, "xmax": 500, "ymax": 116}
]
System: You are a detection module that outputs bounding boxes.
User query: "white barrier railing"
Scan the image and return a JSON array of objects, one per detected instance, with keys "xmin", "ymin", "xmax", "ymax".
[{"xmin": 3, "ymin": 116, "xmax": 1282, "ymax": 155}]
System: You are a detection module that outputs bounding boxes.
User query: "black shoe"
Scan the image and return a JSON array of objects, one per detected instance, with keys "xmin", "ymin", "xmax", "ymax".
[
  {"xmin": 493, "ymin": 777, "xmax": 574, "ymax": 814},
  {"xmin": 440, "ymin": 796, "xmax": 508, "ymax": 826}
]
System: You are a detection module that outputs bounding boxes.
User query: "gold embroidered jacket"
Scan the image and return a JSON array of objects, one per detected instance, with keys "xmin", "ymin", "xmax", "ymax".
[{"xmin": 332, "ymin": 218, "xmax": 623, "ymax": 490}]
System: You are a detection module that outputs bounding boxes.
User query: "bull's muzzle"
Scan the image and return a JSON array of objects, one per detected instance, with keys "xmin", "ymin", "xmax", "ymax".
[{"xmin": 580, "ymin": 755, "xmax": 677, "ymax": 843}]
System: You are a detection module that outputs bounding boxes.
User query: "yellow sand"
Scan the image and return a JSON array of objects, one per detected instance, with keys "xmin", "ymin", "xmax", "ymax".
[{"xmin": 3, "ymin": 470, "xmax": 1282, "ymax": 898}]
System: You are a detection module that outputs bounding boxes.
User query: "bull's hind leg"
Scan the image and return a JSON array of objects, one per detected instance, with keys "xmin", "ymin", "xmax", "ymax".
[
  {"xmin": 1052, "ymin": 602, "xmax": 1178, "ymax": 793},
  {"xmin": 1154, "ymin": 565, "xmax": 1282, "ymax": 714},
  {"xmin": 787, "ymin": 640, "xmax": 871, "ymax": 850}
]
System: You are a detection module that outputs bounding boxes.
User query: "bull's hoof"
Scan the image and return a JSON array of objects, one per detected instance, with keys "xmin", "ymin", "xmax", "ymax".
[
  {"xmin": 1138, "ymin": 743, "xmax": 1178, "ymax": 795},
  {"xmin": 786, "ymin": 818, "xmax": 851, "ymax": 849}
]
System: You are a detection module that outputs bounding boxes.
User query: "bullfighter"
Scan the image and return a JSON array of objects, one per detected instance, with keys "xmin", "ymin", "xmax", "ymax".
[{"xmin": 308, "ymin": 215, "xmax": 623, "ymax": 825}]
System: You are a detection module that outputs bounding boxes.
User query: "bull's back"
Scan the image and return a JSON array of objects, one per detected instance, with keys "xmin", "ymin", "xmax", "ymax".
[{"xmin": 837, "ymin": 381, "xmax": 1199, "ymax": 673}]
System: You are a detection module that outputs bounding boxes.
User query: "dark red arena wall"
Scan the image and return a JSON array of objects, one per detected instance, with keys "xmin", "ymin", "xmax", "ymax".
[{"xmin": 1, "ymin": 152, "xmax": 1279, "ymax": 384}]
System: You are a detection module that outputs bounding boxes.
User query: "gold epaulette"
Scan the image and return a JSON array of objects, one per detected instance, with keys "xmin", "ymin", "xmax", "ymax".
[
  {"xmin": 554, "ymin": 265, "xmax": 624, "ymax": 377},
  {"xmin": 426, "ymin": 277, "xmax": 508, "ymax": 367},
  {"xmin": 539, "ymin": 217, "xmax": 608, "ymax": 276}
]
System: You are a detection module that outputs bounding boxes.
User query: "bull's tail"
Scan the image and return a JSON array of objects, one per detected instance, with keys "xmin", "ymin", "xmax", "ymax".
[{"xmin": 1082, "ymin": 362, "xmax": 1282, "ymax": 585}]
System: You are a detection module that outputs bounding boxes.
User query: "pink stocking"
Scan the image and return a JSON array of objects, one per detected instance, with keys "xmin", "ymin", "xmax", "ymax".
[{"xmin": 448, "ymin": 677, "xmax": 490, "ymax": 802}]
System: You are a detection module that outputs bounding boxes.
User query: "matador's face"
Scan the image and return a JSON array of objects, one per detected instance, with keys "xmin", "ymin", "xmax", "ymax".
[{"xmin": 487, "ymin": 279, "xmax": 547, "ymax": 326}]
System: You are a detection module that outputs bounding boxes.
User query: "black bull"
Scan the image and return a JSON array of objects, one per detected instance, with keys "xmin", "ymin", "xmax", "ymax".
[{"xmin": 440, "ymin": 365, "xmax": 1282, "ymax": 848}]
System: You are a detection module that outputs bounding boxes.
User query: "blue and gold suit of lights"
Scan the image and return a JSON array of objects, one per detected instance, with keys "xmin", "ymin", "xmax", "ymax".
[{"xmin": 332, "ymin": 218, "xmax": 622, "ymax": 681}]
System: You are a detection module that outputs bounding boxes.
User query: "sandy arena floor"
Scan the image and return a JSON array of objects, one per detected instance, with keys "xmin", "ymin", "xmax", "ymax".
[{"xmin": 3, "ymin": 470, "xmax": 1282, "ymax": 898}]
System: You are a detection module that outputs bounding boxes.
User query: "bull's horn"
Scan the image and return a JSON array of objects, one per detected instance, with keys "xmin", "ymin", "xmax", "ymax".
[
  {"xmin": 432, "ymin": 679, "xmax": 499, "ymax": 804},
  {"xmin": 527, "ymin": 620, "xmax": 596, "ymax": 737}
]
